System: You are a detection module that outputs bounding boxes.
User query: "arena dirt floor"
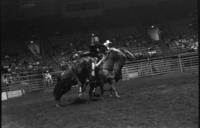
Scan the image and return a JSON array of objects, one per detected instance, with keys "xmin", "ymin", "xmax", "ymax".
[{"xmin": 2, "ymin": 72, "xmax": 199, "ymax": 128}]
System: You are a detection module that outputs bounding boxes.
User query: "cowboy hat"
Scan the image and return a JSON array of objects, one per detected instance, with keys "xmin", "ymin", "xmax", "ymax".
[{"xmin": 104, "ymin": 40, "xmax": 112, "ymax": 46}]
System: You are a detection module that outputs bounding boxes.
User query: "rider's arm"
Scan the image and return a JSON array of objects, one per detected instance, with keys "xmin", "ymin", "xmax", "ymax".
[{"xmin": 95, "ymin": 54, "xmax": 106, "ymax": 67}]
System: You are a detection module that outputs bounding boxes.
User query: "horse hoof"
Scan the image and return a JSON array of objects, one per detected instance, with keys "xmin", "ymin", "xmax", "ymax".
[
  {"xmin": 55, "ymin": 104, "xmax": 61, "ymax": 107},
  {"xmin": 115, "ymin": 95, "xmax": 121, "ymax": 98}
]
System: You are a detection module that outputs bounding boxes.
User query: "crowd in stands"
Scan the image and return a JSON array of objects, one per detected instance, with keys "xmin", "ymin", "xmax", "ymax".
[
  {"xmin": 2, "ymin": 28, "xmax": 198, "ymax": 72},
  {"xmin": 168, "ymin": 33, "xmax": 198, "ymax": 52},
  {"xmin": 49, "ymin": 28, "xmax": 198, "ymax": 64},
  {"xmin": 1, "ymin": 55, "xmax": 47, "ymax": 74}
]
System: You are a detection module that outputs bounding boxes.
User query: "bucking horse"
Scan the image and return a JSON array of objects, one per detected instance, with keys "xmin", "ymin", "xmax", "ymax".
[
  {"xmin": 53, "ymin": 56, "xmax": 96, "ymax": 107},
  {"xmin": 53, "ymin": 47, "xmax": 135, "ymax": 107}
]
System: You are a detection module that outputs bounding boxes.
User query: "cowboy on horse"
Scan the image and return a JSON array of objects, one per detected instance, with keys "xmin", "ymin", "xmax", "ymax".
[
  {"xmin": 95, "ymin": 40, "xmax": 112, "ymax": 66},
  {"xmin": 89, "ymin": 33, "xmax": 107, "ymax": 58},
  {"xmin": 90, "ymin": 33, "xmax": 114, "ymax": 67},
  {"xmin": 82, "ymin": 33, "xmax": 111, "ymax": 77},
  {"xmin": 64, "ymin": 34, "xmax": 111, "ymax": 97}
]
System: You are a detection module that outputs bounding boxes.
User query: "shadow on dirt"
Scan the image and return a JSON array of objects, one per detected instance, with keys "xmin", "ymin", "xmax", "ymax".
[
  {"xmin": 68, "ymin": 96, "xmax": 103, "ymax": 105},
  {"xmin": 70, "ymin": 98, "xmax": 88, "ymax": 105}
]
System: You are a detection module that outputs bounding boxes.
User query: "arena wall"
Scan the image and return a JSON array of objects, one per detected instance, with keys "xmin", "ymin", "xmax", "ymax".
[{"xmin": 1, "ymin": 52, "xmax": 198, "ymax": 101}]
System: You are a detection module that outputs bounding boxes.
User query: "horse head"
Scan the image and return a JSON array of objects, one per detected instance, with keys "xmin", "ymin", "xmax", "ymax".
[{"xmin": 119, "ymin": 48, "xmax": 135, "ymax": 61}]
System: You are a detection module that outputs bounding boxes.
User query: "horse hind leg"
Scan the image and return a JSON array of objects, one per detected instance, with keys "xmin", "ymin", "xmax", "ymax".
[
  {"xmin": 89, "ymin": 84, "xmax": 95, "ymax": 100},
  {"xmin": 54, "ymin": 90, "xmax": 66, "ymax": 107},
  {"xmin": 54, "ymin": 84, "xmax": 72, "ymax": 107},
  {"xmin": 54, "ymin": 94, "xmax": 63, "ymax": 107},
  {"xmin": 54, "ymin": 87, "xmax": 62, "ymax": 107},
  {"xmin": 107, "ymin": 77, "xmax": 120, "ymax": 98}
]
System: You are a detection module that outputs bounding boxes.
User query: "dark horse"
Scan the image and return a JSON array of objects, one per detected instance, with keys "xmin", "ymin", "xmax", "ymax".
[
  {"xmin": 89, "ymin": 47, "xmax": 135, "ymax": 98},
  {"xmin": 53, "ymin": 48, "xmax": 134, "ymax": 106},
  {"xmin": 53, "ymin": 56, "xmax": 96, "ymax": 107}
]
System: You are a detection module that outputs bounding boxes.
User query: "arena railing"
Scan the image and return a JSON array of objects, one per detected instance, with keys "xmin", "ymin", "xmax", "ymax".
[
  {"xmin": 1, "ymin": 52, "xmax": 198, "ymax": 100},
  {"xmin": 122, "ymin": 51, "xmax": 198, "ymax": 80}
]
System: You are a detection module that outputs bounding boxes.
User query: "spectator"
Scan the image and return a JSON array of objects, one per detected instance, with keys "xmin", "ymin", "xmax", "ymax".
[
  {"xmin": 43, "ymin": 70, "xmax": 53, "ymax": 88},
  {"xmin": 1, "ymin": 75, "xmax": 9, "ymax": 87}
]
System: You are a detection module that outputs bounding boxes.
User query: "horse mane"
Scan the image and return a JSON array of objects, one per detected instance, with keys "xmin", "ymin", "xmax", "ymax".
[
  {"xmin": 70, "ymin": 56, "xmax": 94, "ymax": 70},
  {"xmin": 100, "ymin": 47, "xmax": 134, "ymax": 70}
]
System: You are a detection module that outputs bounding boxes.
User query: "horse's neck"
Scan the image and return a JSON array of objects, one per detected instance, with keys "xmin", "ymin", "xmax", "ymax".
[
  {"xmin": 70, "ymin": 58, "xmax": 91, "ymax": 73},
  {"xmin": 100, "ymin": 52, "xmax": 117, "ymax": 70}
]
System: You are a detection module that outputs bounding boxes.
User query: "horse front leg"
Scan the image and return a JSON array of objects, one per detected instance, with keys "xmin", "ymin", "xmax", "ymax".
[
  {"xmin": 110, "ymin": 80, "xmax": 120, "ymax": 98},
  {"xmin": 111, "ymin": 85, "xmax": 120, "ymax": 98}
]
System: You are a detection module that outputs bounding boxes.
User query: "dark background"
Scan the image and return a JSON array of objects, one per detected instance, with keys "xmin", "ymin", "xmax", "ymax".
[{"xmin": 1, "ymin": 0, "xmax": 197, "ymax": 40}]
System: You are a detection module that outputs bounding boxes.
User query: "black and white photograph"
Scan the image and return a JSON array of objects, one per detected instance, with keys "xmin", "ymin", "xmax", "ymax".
[{"xmin": 1, "ymin": 0, "xmax": 198, "ymax": 128}]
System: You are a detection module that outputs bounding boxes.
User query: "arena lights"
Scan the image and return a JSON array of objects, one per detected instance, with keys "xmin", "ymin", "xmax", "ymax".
[{"xmin": 148, "ymin": 25, "xmax": 161, "ymax": 41}]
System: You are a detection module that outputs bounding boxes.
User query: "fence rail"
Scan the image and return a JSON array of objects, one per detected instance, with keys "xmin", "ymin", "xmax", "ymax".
[
  {"xmin": 122, "ymin": 52, "xmax": 198, "ymax": 80},
  {"xmin": 1, "ymin": 52, "xmax": 198, "ymax": 100}
]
